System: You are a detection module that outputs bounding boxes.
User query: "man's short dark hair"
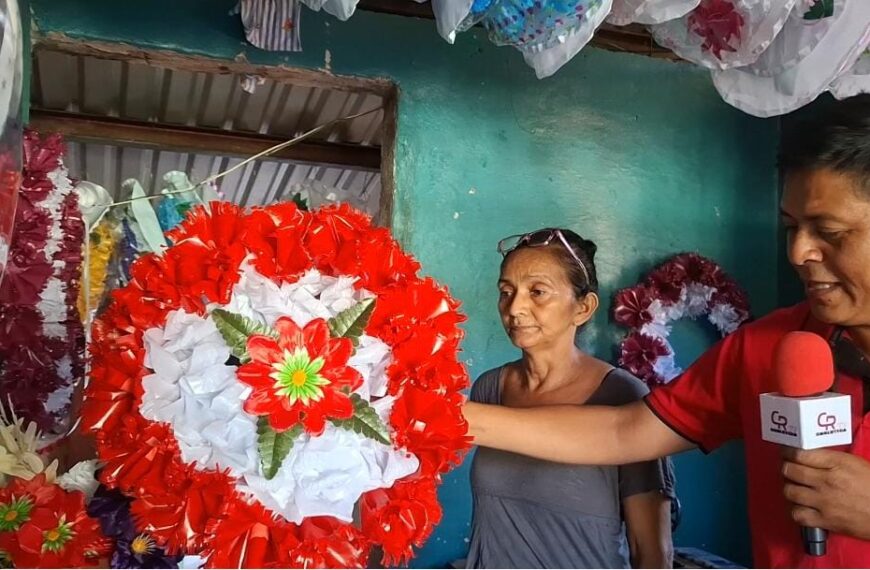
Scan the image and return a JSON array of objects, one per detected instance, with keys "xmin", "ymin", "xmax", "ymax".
[{"xmin": 778, "ymin": 94, "xmax": 870, "ymax": 190}]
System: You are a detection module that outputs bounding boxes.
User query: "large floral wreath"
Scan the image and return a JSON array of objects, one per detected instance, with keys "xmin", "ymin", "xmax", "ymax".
[
  {"xmin": 82, "ymin": 202, "xmax": 471, "ymax": 568},
  {"xmin": 612, "ymin": 253, "xmax": 750, "ymax": 386}
]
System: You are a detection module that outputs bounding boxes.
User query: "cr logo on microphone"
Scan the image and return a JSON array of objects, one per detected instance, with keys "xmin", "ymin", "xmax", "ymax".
[
  {"xmin": 769, "ymin": 410, "xmax": 797, "ymax": 436},
  {"xmin": 771, "ymin": 411, "xmax": 788, "ymax": 427},
  {"xmin": 817, "ymin": 413, "xmax": 837, "ymax": 430},
  {"xmin": 815, "ymin": 412, "xmax": 847, "ymax": 436}
]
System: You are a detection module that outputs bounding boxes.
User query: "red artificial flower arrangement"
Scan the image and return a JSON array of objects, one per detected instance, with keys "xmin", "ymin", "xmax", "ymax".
[
  {"xmin": 0, "ymin": 474, "xmax": 109, "ymax": 568},
  {"xmin": 83, "ymin": 201, "xmax": 472, "ymax": 567},
  {"xmin": 613, "ymin": 252, "xmax": 750, "ymax": 386}
]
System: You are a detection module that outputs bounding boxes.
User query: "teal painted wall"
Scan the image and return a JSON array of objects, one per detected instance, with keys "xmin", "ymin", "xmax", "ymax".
[
  {"xmin": 20, "ymin": 0, "xmax": 30, "ymax": 124},
  {"xmin": 31, "ymin": 1, "xmax": 781, "ymax": 566}
]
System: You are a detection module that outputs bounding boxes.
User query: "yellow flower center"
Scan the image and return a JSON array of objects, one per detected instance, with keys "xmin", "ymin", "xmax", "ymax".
[
  {"xmin": 130, "ymin": 534, "xmax": 155, "ymax": 555},
  {"xmin": 291, "ymin": 369, "xmax": 308, "ymax": 387},
  {"xmin": 3, "ymin": 511, "xmax": 17, "ymax": 522},
  {"xmin": 45, "ymin": 530, "xmax": 60, "ymax": 542}
]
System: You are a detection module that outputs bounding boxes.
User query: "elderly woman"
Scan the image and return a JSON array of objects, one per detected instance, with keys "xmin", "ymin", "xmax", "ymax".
[{"xmin": 466, "ymin": 228, "xmax": 674, "ymax": 569}]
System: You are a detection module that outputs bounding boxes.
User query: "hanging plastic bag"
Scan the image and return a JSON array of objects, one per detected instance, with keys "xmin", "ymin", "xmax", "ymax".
[
  {"xmin": 711, "ymin": 0, "xmax": 870, "ymax": 117},
  {"xmin": 608, "ymin": 0, "xmax": 700, "ymax": 26},
  {"xmin": 650, "ymin": 0, "xmax": 798, "ymax": 70},
  {"xmin": 830, "ymin": 50, "xmax": 870, "ymax": 100}
]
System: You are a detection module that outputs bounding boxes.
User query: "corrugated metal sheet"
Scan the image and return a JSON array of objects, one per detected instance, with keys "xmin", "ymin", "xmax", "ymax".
[
  {"xmin": 31, "ymin": 48, "xmax": 384, "ymax": 214},
  {"xmin": 63, "ymin": 142, "xmax": 383, "ymax": 213}
]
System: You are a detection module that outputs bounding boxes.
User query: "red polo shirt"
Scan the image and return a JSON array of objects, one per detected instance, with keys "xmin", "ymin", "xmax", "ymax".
[{"xmin": 645, "ymin": 302, "xmax": 870, "ymax": 568}]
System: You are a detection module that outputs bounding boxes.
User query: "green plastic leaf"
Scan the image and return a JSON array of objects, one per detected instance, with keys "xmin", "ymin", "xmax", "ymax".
[
  {"xmin": 330, "ymin": 393, "xmax": 391, "ymax": 445},
  {"xmin": 211, "ymin": 309, "xmax": 276, "ymax": 362},
  {"xmin": 292, "ymin": 192, "xmax": 309, "ymax": 211},
  {"xmin": 327, "ymin": 298, "xmax": 376, "ymax": 346},
  {"xmin": 257, "ymin": 417, "xmax": 302, "ymax": 480}
]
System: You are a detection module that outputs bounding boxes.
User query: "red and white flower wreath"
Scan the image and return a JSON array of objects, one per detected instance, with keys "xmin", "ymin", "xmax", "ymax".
[
  {"xmin": 612, "ymin": 253, "xmax": 751, "ymax": 386},
  {"xmin": 82, "ymin": 201, "xmax": 471, "ymax": 568}
]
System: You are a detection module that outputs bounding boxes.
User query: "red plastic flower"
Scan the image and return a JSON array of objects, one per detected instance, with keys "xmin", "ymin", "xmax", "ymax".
[
  {"xmin": 369, "ymin": 278, "xmax": 464, "ymax": 348},
  {"xmin": 618, "ymin": 332, "xmax": 670, "ymax": 384},
  {"xmin": 361, "ymin": 479, "xmax": 442, "ymax": 566},
  {"xmin": 243, "ymin": 204, "xmax": 311, "ymax": 283},
  {"xmin": 0, "ymin": 476, "xmax": 108, "ymax": 568},
  {"xmin": 97, "ymin": 419, "xmax": 181, "ymax": 493},
  {"xmin": 163, "ymin": 203, "xmax": 248, "ymax": 304},
  {"xmin": 679, "ymin": 252, "xmax": 723, "ymax": 287},
  {"xmin": 0, "ymin": 475, "xmax": 61, "ymax": 530},
  {"xmin": 390, "ymin": 386, "xmax": 470, "ymax": 476},
  {"xmin": 111, "ymin": 259, "xmax": 180, "ymax": 331},
  {"xmin": 303, "ymin": 203, "xmax": 371, "ymax": 272},
  {"xmin": 0, "ymin": 241, "xmax": 52, "ymax": 306},
  {"xmin": 612, "ymin": 285, "xmax": 655, "ymax": 328},
  {"xmin": 647, "ymin": 261, "xmax": 688, "ymax": 304},
  {"xmin": 237, "ymin": 317, "xmax": 363, "ymax": 435},
  {"xmin": 83, "ymin": 332, "xmax": 149, "ymax": 434},
  {"xmin": 332, "ymin": 226, "xmax": 421, "ymax": 291},
  {"xmin": 0, "ymin": 305, "xmax": 46, "ymax": 352},
  {"xmin": 10, "ymin": 206, "xmax": 51, "ymax": 250},
  {"xmin": 688, "ymin": 0, "xmax": 744, "ymax": 60},
  {"xmin": 0, "ymin": 166, "xmax": 20, "ymax": 238},
  {"xmin": 130, "ymin": 467, "xmax": 233, "ymax": 555},
  {"xmin": 386, "ymin": 327, "xmax": 465, "ymax": 397},
  {"xmin": 23, "ymin": 131, "xmax": 63, "ymax": 179},
  {"xmin": 287, "ymin": 518, "xmax": 369, "ymax": 569},
  {"xmin": 203, "ymin": 500, "xmax": 300, "ymax": 569},
  {"xmin": 712, "ymin": 282, "xmax": 751, "ymax": 317}
]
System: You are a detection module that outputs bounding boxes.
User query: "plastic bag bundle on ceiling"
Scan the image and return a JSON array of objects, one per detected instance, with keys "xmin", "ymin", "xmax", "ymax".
[
  {"xmin": 650, "ymin": 0, "xmax": 798, "ymax": 70},
  {"xmin": 708, "ymin": 0, "xmax": 870, "ymax": 117},
  {"xmin": 238, "ymin": 0, "xmax": 869, "ymax": 116},
  {"xmin": 427, "ymin": 0, "xmax": 870, "ymax": 116},
  {"xmin": 434, "ymin": 0, "xmax": 614, "ymax": 78},
  {"xmin": 640, "ymin": 0, "xmax": 870, "ymax": 116}
]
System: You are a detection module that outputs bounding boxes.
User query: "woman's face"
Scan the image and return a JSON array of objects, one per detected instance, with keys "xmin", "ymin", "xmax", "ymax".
[{"xmin": 497, "ymin": 247, "xmax": 596, "ymax": 351}]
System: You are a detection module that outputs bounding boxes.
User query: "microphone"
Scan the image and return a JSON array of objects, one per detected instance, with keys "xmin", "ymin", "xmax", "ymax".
[{"xmin": 760, "ymin": 331, "xmax": 851, "ymax": 557}]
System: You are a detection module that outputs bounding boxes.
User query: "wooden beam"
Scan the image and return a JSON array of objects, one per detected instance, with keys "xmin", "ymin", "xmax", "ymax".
[
  {"xmin": 33, "ymin": 33, "xmax": 395, "ymax": 97},
  {"xmin": 356, "ymin": 0, "xmax": 678, "ymax": 59},
  {"xmin": 376, "ymin": 87, "xmax": 398, "ymax": 228},
  {"xmin": 28, "ymin": 109, "xmax": 382, "ymax": 171},
  {"xmin": 591, "ymin": 24, "xmax": 677, "ymax": 59}
]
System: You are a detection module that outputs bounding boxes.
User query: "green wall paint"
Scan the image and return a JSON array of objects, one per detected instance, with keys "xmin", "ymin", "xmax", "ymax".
[
  {"xmin": 20, "ymin": 0, "xmax": 30, "ymax": 124},
  {"xmin": 31, "ymin": 1, "xmax": 781, "ymax": 566}
]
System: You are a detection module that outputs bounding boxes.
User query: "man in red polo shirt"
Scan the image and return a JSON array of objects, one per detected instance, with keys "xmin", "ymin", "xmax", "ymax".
[{"xmin": 464, "ymin": 94, "xmax": 870, "ymax": 568}]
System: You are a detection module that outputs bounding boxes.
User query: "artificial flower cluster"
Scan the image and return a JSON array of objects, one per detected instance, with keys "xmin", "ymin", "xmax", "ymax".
[
  {"xmin": 0, "ymin": 408, "xmax": 104, "ymax": 568},
  {"xmin": 0, "ymin": 130, "xmax": 85, "ymax": 432},
  {"xmin": 0, "ymin": 408, "xmax": 179, "ymax": 569},
  {"xmin": 83, "ymin": 201, "xmax": 471, "ymax": 567},
  {"xmin": 613, "ymin": 252, "xmax": 750, "ymax": 386},
  {"xmin": 0, "ymin": 474, "xmax": 107, "ymax": 568}
]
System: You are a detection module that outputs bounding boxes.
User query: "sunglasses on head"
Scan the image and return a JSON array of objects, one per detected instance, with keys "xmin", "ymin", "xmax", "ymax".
[{"xmin": 497, "ymin": 228, "xmax": 591, "ymax": 286}]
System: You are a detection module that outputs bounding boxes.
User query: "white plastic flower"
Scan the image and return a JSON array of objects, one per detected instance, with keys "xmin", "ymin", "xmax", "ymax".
[{"xmin": 57, "ymin": 459, "xmax": 100, "ymax": 499}]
